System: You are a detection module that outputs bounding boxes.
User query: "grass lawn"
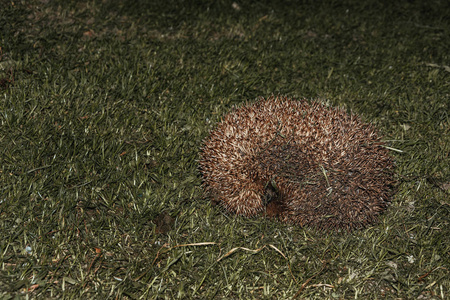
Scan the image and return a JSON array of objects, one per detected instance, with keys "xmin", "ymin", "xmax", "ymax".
[{"xmin": 1, "ymin": 0, "xmax": 449, "ymax": 298}]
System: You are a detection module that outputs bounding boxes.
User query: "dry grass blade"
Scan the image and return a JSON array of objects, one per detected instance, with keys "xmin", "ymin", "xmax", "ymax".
[{"xmin": 152, "ymin": 242, "xmax": 218, "ymax": 266}]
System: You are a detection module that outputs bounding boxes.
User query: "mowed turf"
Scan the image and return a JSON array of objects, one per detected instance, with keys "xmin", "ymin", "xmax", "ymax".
[{"xmin": 0, "ymin": 0, "xmax": 449, "ymax": 298}]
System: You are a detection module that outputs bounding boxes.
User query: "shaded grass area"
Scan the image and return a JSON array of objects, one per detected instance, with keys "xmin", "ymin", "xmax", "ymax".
[{"xmin": 0, "ymin": 0, "xmax": 449, "ymax": 298}]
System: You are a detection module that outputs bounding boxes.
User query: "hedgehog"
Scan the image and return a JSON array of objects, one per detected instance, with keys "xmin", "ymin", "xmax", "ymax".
[{"xmin": 199, "ymin": 96, "xmax": 395, "ymax": 230}]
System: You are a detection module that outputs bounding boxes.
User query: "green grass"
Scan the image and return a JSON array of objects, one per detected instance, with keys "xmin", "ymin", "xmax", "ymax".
[{"xmin": 0, "ymin": 0, "xmax": 449, "ymax": 298}]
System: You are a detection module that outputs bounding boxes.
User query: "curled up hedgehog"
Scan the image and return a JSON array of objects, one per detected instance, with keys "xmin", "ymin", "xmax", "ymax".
[{"xmin": 199, "ymin": 96, "xmax": 396, "ymax": 231}]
